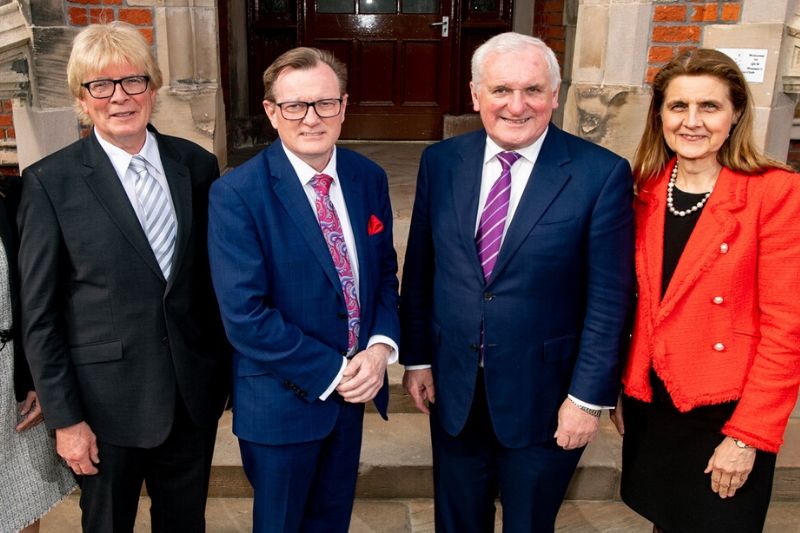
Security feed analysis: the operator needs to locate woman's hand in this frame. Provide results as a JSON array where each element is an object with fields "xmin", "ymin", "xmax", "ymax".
[
  {"xmin": 609, "ymin": 395, "xmax": 624, "ymax": 435},
  {"xmin": 704, "ymin": 436, "xmax": 756, "ymax": 499},
  {"xmin": 15, "ymin": 391, "xmax": 44, "ymax": 432}
]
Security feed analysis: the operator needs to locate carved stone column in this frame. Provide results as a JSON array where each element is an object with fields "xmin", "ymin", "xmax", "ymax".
[{"xmin": 149, "ymin": 0, "xmax": 227, "ymax": 168}]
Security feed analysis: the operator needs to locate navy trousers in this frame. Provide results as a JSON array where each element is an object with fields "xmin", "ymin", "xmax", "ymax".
[
  {"xmin": 431, "ymin": 370, "xmax": 583, "ymax": 533},
  {"xmin": 239, "ymin": 399, "xmax": 365, "ymax": 533}
]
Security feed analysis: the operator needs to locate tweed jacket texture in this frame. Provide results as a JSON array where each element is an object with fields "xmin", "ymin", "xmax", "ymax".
[{"xmin": 622, "ymin": 161, "xmax": 800, "ymax": 452}]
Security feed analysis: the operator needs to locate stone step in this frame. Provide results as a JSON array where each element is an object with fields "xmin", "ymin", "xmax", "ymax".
[
  {"xmin": 39, "ymin": 496, "xmax": 800, "ymax": 532},
  {"xmin": 211, "ymin": 410, "xmax": 800, "ymax": 502}
]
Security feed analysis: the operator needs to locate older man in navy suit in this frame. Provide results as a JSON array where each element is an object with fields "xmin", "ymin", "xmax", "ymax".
[
  {"xmin": 208, "ymin": 47, "xmax": 399, "ymax": 532},
  {"xmin": 400, "ymin": 33, "xmax": 635, "ymax": 532}
]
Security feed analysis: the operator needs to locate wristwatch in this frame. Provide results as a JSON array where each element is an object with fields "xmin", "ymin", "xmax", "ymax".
[
  {"xmin": 733, "ymin": 438, "xmax": 753, "ymax": 449},
  {"xmin": 569, "ymin": 397, "xmax": 601, "ymax": 417}
]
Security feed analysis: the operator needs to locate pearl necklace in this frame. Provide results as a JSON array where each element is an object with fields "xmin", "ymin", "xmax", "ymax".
[{"xmin": 666, "ymin": 161, "xmax": 713, "ymax": 217}]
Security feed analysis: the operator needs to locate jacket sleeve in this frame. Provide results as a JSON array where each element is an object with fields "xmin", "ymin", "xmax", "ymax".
[
  {"xmin": 399, "ymin": 148, "xmax": 436, "ymax": 366},
  {"xmin": 17, "ymin": 168, "xmax": 85, "ymax": 429},
  {"xmin": 722, "ymin": 170, "xmax": 800, "ymax": 452},
  {"xmin": 568, "ymin": 156, "xmax": 636, "ymax": 406}
]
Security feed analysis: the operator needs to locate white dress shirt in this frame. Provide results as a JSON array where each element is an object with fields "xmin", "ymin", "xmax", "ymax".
[
  {"xmin": 94, "ymin": 129, "xmax": 176, "ymax": 232},
  {"xmin": 281, "ymin": 144, "xmax": 398, "ymax": 400}
]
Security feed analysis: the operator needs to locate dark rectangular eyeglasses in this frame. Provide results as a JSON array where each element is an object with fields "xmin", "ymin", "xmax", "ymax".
[
  {"xmin": 275, "ymin": 98, "xmax": 343, "ymax": 120},
  {"xmin": 81, "ymin": 75, "xmax": 150, "ymax": 99}
]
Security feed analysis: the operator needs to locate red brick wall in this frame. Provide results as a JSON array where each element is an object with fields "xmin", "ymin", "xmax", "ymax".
[
  {"xmin": 67, "ymin": 1, "xmax": 154, "ymax": 44},
  {"xmin": 533, "ymin": 0, "xmax": 566, "ymax": 72},
  {"xmin": 647, "ymin": 1, "xmax": 742, "ymax": 83},
  {"xmin": 0, "ymin": 98, "xmax": 17, "ymax": 176}
]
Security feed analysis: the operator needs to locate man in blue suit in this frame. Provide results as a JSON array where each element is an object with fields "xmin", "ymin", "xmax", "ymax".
[
  {"xmin": 208, "ymin": 47, "xmax": 399, "ymax": 532},
  {"xmin": 400, "ymin": 33, "xmax": 635, "ymax": 532}
]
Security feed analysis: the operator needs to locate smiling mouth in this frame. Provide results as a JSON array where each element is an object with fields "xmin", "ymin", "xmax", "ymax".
[
  {"xmin": 501, "ymin": 117, "xmax": 530, "ymax": 125},
  {"xmin": 680, "ymin": 134, "xmax": 706, "ymax": 141},
  {"xmin": 110, "ymin": 111, "xmax": 136, "ymax": 119}
]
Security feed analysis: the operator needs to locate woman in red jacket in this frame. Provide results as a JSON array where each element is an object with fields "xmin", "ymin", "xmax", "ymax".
[{"xmin": 612, "ymin": 48, "xmax": 800, "ymax": 533}]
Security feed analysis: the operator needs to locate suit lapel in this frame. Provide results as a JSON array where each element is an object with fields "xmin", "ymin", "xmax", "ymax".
[
  {"xmin": 489, "ymin": 126, "xmax": 571, "ymax": 284},
  {"xmin": 157, "ymin": 133, "xmax": 192, "ymax": 287},
  {"xmin": 450, "ymin": 132, "xmax": 488, "ymax": 284},
  {"xmin": 655, "ymin": 167, "xmax": 746, "ymax": 325},
  {"xmin": 268, "ymin": 144, "xmax": 342, "ymax": 291},
  {"xmin": 634, "ymin": 174, "xmax": 665, "ymax": 327},
  {"xmin": 79, "ymin": 133, "xmax": 165, "ymax": 281}
]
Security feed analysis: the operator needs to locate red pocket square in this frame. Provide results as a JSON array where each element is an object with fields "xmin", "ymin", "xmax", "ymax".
[{"xmin": 367, "ymin": 214, "xmax": 384, "ymax": 236}]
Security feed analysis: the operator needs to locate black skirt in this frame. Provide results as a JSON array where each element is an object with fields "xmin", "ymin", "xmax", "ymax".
[{"xmin": 620, "ymin": 374, "xmax": 777, "ymax": 533}]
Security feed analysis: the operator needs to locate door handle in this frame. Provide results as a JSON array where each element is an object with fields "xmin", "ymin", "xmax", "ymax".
[{"xmin": 430, "ymin": 16, "xmax": 449, "ymax": 38}]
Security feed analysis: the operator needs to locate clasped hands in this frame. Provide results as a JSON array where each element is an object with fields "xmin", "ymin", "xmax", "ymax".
[{"xmin": 336, "ymin": 342, "xmax": 390, "ymax": 403}]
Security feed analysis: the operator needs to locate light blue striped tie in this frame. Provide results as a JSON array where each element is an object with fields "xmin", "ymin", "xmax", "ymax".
[{"xmin": 130, "ymin": 155, "xmax": 177, "ymax": 278}]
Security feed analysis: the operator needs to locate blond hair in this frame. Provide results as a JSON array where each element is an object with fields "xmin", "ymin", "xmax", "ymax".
[{"xmin": 67, "ymin": 21, "xmax": 162, "ymax": 124}]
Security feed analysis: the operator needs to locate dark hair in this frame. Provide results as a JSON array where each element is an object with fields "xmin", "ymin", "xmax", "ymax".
[{"xmin": 633, "ymin": 48, "xmax": 789, "ymax": 187}]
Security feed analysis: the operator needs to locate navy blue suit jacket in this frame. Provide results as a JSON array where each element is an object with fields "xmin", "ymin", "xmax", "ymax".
[
  {"xmin": 208, "ymin": 142, "xmax": 399, "ymax": 446},
  {"xmin": 400, "ymin": 126, "xmax": 635, "ymax": 448}
]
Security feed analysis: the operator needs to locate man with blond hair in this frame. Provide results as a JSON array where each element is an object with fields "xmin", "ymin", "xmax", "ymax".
[{"xmin": 18, "ymin": 22, "xmax": 229, "ymax": 531}]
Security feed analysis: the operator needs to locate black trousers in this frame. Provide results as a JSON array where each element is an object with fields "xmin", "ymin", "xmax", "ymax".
[{"xmin": 76, "ymin": 395, "xmax": 218, "ymax": 532}]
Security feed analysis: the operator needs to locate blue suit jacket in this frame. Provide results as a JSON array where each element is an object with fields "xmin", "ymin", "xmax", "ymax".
[
  {"xmin": 208, "ymin": 142, "xmax": 399, "ymax": 445},
  {"xmin": 400, "ymin": 126, "xmax": 635, "ymax": 448}
]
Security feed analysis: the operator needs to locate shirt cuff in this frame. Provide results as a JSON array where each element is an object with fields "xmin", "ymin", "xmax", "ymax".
[
  {"xmin": 367, "ymin": 335, "xmax": 399, "ymax": 364},
  {"xmin": 404, "ymin": 364, "xmax": 432, "ymax": 370},
  {"xmin": 319, "ymin": 357, "xmax": 348, "ymax": 400},
  {"xmin": 568, "ymin": 394, "xmax": 613, "ymax": 411}
]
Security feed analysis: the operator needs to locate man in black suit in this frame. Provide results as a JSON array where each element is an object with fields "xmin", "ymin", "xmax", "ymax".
[{"xmin": 17, "ymin": 22, "xmax": 229, "ymax": 531}]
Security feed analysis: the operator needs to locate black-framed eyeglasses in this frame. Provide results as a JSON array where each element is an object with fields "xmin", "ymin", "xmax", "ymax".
[
  {"xmin": 274, "ymin": 98, "xmax": 343, "ymax": 120},
  {"xmin": 81, "ymin": 75, "xmax": 150, "ymax": 99}
]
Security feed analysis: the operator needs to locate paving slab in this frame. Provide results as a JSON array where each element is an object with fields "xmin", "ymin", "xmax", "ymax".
[{"xmin": 40, "ymin": 496, "xmax": 800, "ymax": 532}]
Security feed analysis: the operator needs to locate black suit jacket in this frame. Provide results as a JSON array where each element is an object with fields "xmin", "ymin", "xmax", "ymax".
[
  {"xmin": 17, "ymin": 127, "xmax": 230, "ymax": 448},
  {"xmin": 0, "ymin": 175, "xmax": 31, "ymax": 402}
]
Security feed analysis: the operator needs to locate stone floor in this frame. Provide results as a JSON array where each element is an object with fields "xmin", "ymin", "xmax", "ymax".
[{"xmin": 37, "ymin": 496, "xmax": 800, "ymax": 532}]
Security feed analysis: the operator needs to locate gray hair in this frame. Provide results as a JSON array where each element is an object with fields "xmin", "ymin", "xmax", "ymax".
[{"xmin": 471, "ymin": 32, "xmax": 561, "ymax": 91}]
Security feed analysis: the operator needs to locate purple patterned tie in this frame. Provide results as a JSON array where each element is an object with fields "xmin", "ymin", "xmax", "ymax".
[
  {"xmin": 476, "ymin": 151, "xmax": 521, "ymax": 280},
  {"xmin": 311, "ymin": 174, "xmax": 361, "ymax": 353}
]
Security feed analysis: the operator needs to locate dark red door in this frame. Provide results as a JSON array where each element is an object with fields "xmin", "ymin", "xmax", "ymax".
[{"xmin": 304, "ymin": 0, "xmax": 453, "ymax": 139}]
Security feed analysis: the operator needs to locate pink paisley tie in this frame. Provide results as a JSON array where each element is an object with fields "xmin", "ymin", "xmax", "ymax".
[
  {"xmin": 476, "ymin": 151, "xmax": 521, "ymax": 281},
  {"xmin": 310, "ymin": 174, "xmax": 361, "ymax": 353}
]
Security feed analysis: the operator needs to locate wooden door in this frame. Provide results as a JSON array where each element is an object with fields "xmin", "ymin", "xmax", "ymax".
[{"xmin": 304, "ymin": 0, "xmax": 453, "ymax": 139}]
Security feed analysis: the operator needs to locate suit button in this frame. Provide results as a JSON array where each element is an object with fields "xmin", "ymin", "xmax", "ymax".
[
  {"xmin": 160, "ymin": 337, "xmax": 169, "ymax": 346},
  {"xmin": 336, "ymin": 312, "xmax": 347, "ymax": 319},
  {"xmin": 713, "ymin": 342, "xmax": 725, "ymax": 352},
  {"xmin": 484, "ymin": 292, "xmax": 494, "ymax": 301},
  {"xmin": 712, "ymin": 296, "xmax": 724, "ymax": 305},
  {"xmin": 719, "ymin": 243, "xmax": 729, "ymax": 254}
]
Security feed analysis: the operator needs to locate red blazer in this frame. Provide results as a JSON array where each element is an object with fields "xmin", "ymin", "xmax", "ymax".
[{"xmin": 622, "ymin": 161, "xmax": 800, "ymax": 452}]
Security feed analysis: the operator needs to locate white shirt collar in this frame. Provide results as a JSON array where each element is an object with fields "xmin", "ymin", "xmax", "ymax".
[
  {"xmin": 280, "ymin": 143, "xmax": 339, "ymax": 186},
  {"xmin": 483, "ymin": 127, "xmax": 548, "ymax": 166},
  {"xmin": 94, "ymin": 128, "xmax": 161, "ymax": 178}
]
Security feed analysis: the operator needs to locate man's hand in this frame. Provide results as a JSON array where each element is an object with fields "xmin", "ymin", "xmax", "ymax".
[
  {"xmin": 337, "ymin": 343, "xmax": 390, "ymax": 403},
  {"xmin": 554, "ymin": 398, "xmax": 600, "ymax": 450},
  {"xmin": 15, "ymin": 391, "xmax": 44, "ymax": 432},
  {"xmin": 704, "ymin": 436, "xmax": 756, "ymax": 499},
  {"xmin": 56, "ymin": 421, "xmax": 100, "ymax": 476},
  {"xmin": 402, "ymin": 368, "xmax": 435, "ymax": 415}
]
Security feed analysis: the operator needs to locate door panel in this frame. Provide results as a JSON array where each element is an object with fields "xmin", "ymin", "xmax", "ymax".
[{"xmin": 305, "ymin": 2, "xmax": 452, "ymax": 139}]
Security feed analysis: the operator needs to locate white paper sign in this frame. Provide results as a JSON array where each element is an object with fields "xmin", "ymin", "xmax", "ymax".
[{"xmin": 717, "ymin": 48, "xmax": 768, "ymax": 83}]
